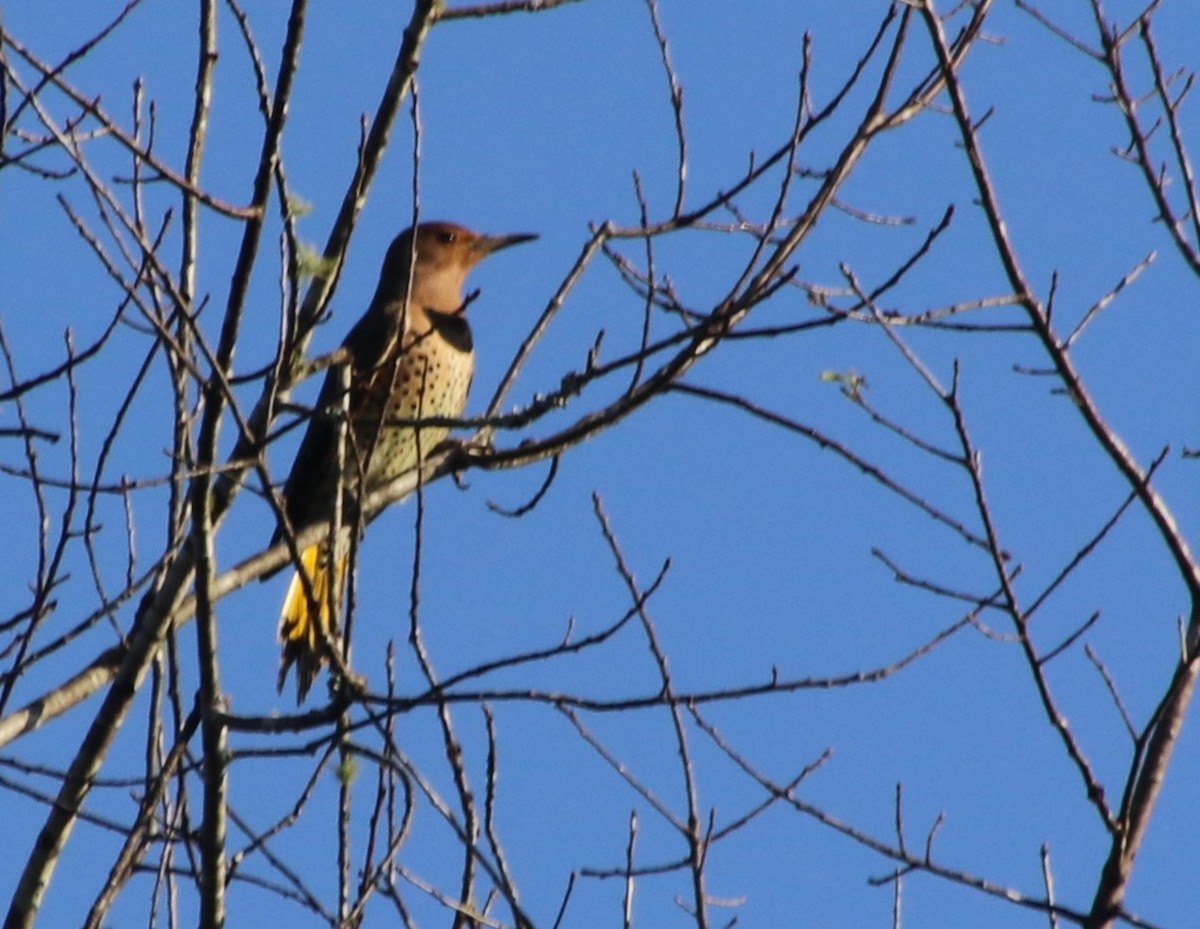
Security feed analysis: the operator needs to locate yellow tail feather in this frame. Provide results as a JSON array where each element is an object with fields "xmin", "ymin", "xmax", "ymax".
[{"xmin": 277, "ymin": 544, "xmax": 347, "ymax": 702}]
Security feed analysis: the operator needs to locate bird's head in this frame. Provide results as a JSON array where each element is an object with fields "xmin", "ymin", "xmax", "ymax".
[{"xmin": 379, "ymin": 222, "xmax": 537, "ymax": 315}]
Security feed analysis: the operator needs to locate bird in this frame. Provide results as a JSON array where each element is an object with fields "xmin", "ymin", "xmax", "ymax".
[{"xmin": 271, "ymin": 221, "xmax": 537, "ymax": 702}]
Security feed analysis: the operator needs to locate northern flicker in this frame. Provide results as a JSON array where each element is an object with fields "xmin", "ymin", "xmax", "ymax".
[{"xmin": 272, "ymin": 222, "xmax": 536, "ymax": 701}]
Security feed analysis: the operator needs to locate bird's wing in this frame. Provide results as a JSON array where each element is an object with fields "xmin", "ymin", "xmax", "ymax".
[{"xmin": 271, "ymin": 301, "xmax": 401, "ymax": 543}]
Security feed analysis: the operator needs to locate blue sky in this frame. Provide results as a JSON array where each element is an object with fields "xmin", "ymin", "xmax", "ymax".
[{"xmin": 1, "ymin": 1, "xmax": 1198, "ymax": 927}]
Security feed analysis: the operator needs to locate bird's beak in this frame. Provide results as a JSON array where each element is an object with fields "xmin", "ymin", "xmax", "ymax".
[{"xmin": 475, "ymin": 232, "xmax": 538, "ymax": 255}]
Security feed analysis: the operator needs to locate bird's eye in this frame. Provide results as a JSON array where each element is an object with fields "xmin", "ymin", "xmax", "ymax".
[{"xmin": 438, "ymin": 230, "xmax": 457, "ymax": 244}]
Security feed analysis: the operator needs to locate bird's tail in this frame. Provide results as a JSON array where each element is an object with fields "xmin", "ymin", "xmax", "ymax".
[{"xmin": 277, "ymin": 543, "xmax": 347, "ymax": 702}]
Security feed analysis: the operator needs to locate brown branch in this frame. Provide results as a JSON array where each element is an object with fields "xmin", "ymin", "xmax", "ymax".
[
  {"xmin": 592, "ymin": 493, "xmax": 709, "ymax": 927},
  {"xmin": 919, "ymin": 6, "xmax": 1200, "ymax": 920},
  {"xmin": 0, "ymin": 32, "xmax": 258, "ymax": 219},
  {"xmin": 436, "ymin": 0, "xmax": 591, "ymax": 21}
]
